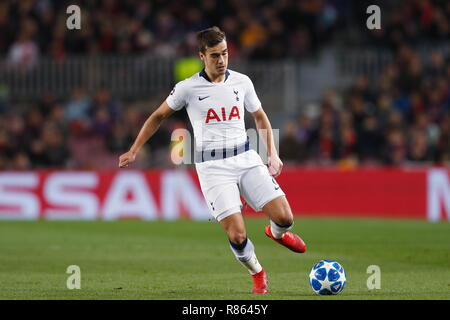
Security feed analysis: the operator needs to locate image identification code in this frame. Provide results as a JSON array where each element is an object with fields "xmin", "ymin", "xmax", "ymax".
[{"xmin": 226, "ymin": 304, "xmax": 268, "ymax": 315}]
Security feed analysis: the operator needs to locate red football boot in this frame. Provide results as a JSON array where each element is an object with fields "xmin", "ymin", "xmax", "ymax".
[
  {"xmin": 251, "ymin": 269, "xmax": 269, "ymax": 294},
  {"xmin": 265, "ymin": 225, "xmax": 307, "ymax": 253}
]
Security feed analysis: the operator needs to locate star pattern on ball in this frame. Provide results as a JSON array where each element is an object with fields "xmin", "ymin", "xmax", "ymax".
[{"xmin": 309, "ymin": 260, "xmax": 346, "ymax": 295}]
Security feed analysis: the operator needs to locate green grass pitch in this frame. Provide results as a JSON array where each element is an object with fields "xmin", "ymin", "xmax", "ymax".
[{"xmin": 0, "ymin": 217, "xmax": 449, "ymax": 300}]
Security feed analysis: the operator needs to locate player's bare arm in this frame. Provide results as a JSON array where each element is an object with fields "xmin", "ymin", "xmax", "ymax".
[
  {"xmin": 118, "ymin": 101, "xmax": 174, "ymax": 168},
  {"xmin": 251, "ymin": 108, "xmax": 283, "ymax": 177}
]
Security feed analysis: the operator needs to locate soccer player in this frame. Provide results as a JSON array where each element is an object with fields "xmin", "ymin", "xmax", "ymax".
[{"xmin": 118, "ymin": 27, "xmax": 307, "ymax": 294}]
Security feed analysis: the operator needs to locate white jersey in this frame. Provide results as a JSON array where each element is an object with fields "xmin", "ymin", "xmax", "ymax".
[{"xmin": 166, "ymin": 69, "xmax": 262, "ymax": 150}]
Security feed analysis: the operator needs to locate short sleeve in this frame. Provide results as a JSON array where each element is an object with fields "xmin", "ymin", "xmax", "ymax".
[
  {"xmin": 244, "ymin": 76, "xmax": 262, "ymax": 113},
  {"xmin": 166, "ymin": 81, "xmax": 188, "ymax": 111}
]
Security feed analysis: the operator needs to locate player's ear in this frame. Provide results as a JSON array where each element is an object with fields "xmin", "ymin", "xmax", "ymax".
[{"xmin": 198, "ymin": 51, "xmax": 204, "ymax": 62}]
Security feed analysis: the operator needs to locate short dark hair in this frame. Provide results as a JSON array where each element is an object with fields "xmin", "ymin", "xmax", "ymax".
[{"xmin": 196, "ymin": 26, "xmax": 226, "ymax": 53}]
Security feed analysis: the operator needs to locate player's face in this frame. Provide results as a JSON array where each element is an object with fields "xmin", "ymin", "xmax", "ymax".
[{"xmin": 200, "ymin": 40, "xmax": 228, "ymax": 77}]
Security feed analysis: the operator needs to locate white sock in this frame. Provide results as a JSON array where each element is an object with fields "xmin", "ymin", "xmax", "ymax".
[
  {"xmin": 240, "ymin": 252, "xmax": 263, "ymax": 275},
  {"xmin": 229, "ymin": 238, "xmax": 263, "ymax": 275},
  {"xmin": 270, "ymin": 220, "xmax": 293, "ymax": 239}
]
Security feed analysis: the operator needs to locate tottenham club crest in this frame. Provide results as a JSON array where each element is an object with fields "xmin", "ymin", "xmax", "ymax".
[{"xmin": 233, "ymin": 89, "xmax": 239, "ymax": 101}]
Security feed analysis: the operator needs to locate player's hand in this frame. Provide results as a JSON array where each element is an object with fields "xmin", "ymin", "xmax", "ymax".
[
  {"xmin": 267, "ymin": 154, "xmax": 283, "ymax": 177},
  {"xmin": 118, "ymin": 150, "xmax": 137, "ymax": 168}
]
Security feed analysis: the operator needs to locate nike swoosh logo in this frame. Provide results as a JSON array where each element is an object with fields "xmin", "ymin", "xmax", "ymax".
[
  {"xmin": 199, "ymin": 96, "xmax": 209, "ymax": 101},
  {"xmin": 272, "ymin": 177, "xmax": 280, "ymax": 190}
]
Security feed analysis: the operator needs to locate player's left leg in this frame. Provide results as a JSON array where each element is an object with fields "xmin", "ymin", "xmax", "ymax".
[
  {"xmin": 238, "ymin": 163, "xmax": 307, "ymax": 253},
  {"xmin": 261, "ymin": 194, "xmax": 294, "ymax": 230},
  {"xmin": 261, "ymin": 195, "xmax": 307, "ymax": 253}
]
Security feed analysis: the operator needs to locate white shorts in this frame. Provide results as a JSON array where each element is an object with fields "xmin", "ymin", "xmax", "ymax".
[{"xmin": 195, "ymin": 149, "xmax": 285, "ymax": 222}]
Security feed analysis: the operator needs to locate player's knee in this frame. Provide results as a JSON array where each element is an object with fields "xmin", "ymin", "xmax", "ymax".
[
  {"xmin": 274, "ymin": 209, "xmax": 294, "ymax": 227},
  {"xmin": 276, "ymin": 216, "xmax": 293, "ymax": 227},
  {"xmin": 264, "ymin": 196, "xmax": 294, "ymax": 226},
  {"xmin": 228, "ymin": 230, "xmax": 247, "ymax": 245}
]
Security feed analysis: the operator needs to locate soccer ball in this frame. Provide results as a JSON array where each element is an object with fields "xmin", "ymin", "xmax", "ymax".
[{"xmin": 309, "ymin": 260, "xmax": 346, "ymax": 295}]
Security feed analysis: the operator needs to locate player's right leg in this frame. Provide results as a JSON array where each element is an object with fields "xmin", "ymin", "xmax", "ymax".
[
  {"xmin": 196, "ymin": 159, "xmax": 268, "ymax": 293},
  {"xmin": 219, "ymin": 212, "xmax": 269, "ymax": 294}
]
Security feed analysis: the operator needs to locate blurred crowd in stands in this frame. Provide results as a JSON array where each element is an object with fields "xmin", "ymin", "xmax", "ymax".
[
  {"xmin": 0, "ymin": 0, "xmax": 449, "ymax": 169},
  {"xmin": 2, "ymin": 0, "xmax": 449, "ymax": 66},
  {"xmin": 0, "ymin": 0, "xmax": 343, "ymax": 69},
  {"xmin": 0, "ymin": 86, "xmax": 185, "ymax": 169},
  {"xmin": 280, "ymin": 46, "xmax": 450, "ymax": 167},
  {"xmin": 362, "ymin": 0, "xmax": 450, "ymax": 48}
]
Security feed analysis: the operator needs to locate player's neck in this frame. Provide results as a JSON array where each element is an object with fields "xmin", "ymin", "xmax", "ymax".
[{"xmin": 204, "ymin": 68, "xmax": 225, "ymax": 83}]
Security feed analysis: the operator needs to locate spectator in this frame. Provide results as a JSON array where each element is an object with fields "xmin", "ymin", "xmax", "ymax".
[
  {"xmin": 64, "ymin": 87, "xmax": 91, "ymax": 134},
  {"xmin": 407, "ymin": 129, "xmax": 432, "ymax": 163},
  {"xmin": 11, "ymin": 152, "xmax": 31, "ymax": 170},
  {"xmin": 107, "ymin": 121, "xmax": 133, "ymax": 154},
  {"xmin": 357, "ymin": 115, "xmax": 383, "ymax": 163},
  {"xmin": 384, "ymin": 128, "xmax": 407, "ymax": 165},
  {"xmin": 39, "ymin": 122, "xmax": 70, "ymax": 167},
  {"xmin": 7, "ymin": 30, "xmax": 39, "ymax": 71},
  {"xmin": 279, "ymin": 121, "xmax": 304, "ymax": 163},
  {"xmin": 90, "ymin": 87, "xmax": 120, "ymax": 122}
]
